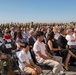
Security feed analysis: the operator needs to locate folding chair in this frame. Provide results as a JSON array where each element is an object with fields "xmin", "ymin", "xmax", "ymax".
[{"xmin": 30, "ymin": 49, "xmax": 53, "ymax": 75}]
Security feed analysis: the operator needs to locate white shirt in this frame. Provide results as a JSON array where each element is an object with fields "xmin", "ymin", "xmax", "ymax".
[
  {"xmin": 11, "ymin": 31, "xmax": 14, "ymax": 38},
  {"xmin": 33, "ymin": 41, "xmax": 47, "ymax": 62},
  {"xmin": 17, "ymin": 50, "xmax": 31, "ymax": 70},
  {"xmin": 54, "ymin": 33, "xmax": 60, "ymax": 40},
  {"xmin": 66, "ymin": 35, "xmax": 76, "ymax": 45},
  {"xmin": 73, "ymin": 33, "xmax": 75, "ymax": 37}
]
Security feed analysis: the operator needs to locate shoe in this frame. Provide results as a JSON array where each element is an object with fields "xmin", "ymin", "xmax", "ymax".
[{"xmin": 63, "ymin": 66, "xmax": 68, "ymax": 71}]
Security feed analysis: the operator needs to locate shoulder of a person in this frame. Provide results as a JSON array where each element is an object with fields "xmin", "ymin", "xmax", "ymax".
[
  {"xmin": 18, "ymin": 50, "xmax": 25, "ymax": 56},
  {"xmin": 34, "ymin": 41, "xmax": 40, "ymax": 46},
  {"xmin": 66, "ymin": 35, "xmax": 70, "ymax": 37},
  {"xmin": 42, "ymin": 42, "xmax": 46, "ymax": 45},
  {"xmin": 28, "ymin": 36, "xmax": 32, "ymax": 39}
]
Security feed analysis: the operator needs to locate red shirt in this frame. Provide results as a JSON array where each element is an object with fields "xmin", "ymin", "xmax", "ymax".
[{"xmin": 4, "ymin": 34, "xmax": 12, "ymax": 40}]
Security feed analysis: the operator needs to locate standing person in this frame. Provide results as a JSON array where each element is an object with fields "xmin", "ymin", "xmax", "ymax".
[
  {"xmin": 33, "ymin": 31, "xmax": 65, "ymax": 75},
  {"xmin": 17, "ymin": 42, "xmax": 42, "ymax": 75}
]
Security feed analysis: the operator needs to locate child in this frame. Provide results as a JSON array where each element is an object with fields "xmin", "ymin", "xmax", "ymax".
[{"xmin": 17, "ymin": 42, "xmax": 42, "ymax": 75}]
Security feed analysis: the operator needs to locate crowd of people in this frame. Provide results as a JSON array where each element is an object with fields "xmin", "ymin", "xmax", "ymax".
[{"xmin": 0, "ymin": 22, "xmax": 76, "ymax": 75}]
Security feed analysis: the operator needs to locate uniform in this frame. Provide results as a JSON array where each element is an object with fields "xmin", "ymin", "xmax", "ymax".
[{"xmin": 0, "ymin": 51, "xmax": 12, "ymax": 75}]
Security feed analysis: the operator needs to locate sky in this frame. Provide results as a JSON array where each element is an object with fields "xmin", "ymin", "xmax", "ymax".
[{"xmin": 0, "ymin": 0, "xmax": 76, "ymax": 23}]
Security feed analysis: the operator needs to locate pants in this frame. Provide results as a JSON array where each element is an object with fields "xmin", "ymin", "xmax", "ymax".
[
  {"xmin": 38, "ymin": 56, "xmax": 62, "ymax": 75},
  {"xmin": 23, "ymin": 67, "xmax": 33, "ymax": 74}
]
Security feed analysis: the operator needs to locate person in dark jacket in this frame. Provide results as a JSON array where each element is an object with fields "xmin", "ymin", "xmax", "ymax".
[
  {"xmin": 27, "ymin": 30, "xmax": 36, "ymax": 49},
  {"xmin": 57, "ymin": 28, "xmax": 67, "ymax": 49}
]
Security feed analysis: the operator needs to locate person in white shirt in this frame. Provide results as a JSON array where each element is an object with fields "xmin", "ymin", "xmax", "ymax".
[
  {"xmin": 66, "ymin": 29, "xmax": 76, "ymax": 46},
  {"xmin": 53, "ymin": 27, "xmax": 60, "ymax": 40},
  {"xmin": 33, "ymin": 31, "xmax": 65, "ymax": 75},
  {"xmin": 73, "ymin": 28, "xmax": 76, "ymax": 41},
  {"xmin": 17, "ymin": 42, "xmax": 42, "ymax": 75}
]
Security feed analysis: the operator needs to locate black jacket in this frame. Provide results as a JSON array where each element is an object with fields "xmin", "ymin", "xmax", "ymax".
[
  {"xmin": 27, "ymin": 36, "xmax": 36, "ymax": 47},
  {"xmin": 57, "ymin": 35, "xmax": 67, "ymax": 49}
]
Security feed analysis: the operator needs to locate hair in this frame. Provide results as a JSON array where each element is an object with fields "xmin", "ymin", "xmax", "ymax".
[
  {"xmin": 20, "ymin": 42, "xmax": 28, "ymax": 48},
  {"xmin": 66, "ymin": 29, "xmax": 72, "ymax": 34},
  {"xmin": 35, "ymin": 31, "xmax": 44, "ymax": 39},
  {"xmin": 59, "ymin": 28, "xmax": 64, "ymax": 33},
  {"xmin": 5, "ymin": 29, "xmax": 10, "ymax": 34},
  {"xmin": 16, "ymin": 30, "xmax": 23, "ymax": 39},
  {"xmin": 46, "ymin": 31, "xmax": 55, "ymax": 42}
]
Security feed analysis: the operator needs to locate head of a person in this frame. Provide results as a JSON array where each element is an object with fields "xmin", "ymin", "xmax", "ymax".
[
  {"xmin": 5, "ymin": 29, "xmax": 10, "ymax": 35},
  {"xmin": 24, "ymin": 28, "xmax": 27, "ymax": 32},
  {"xmin": 11, "ymin": 27, "xmax": 14, "ymax": 31},
  {"xmin": 47, "ymin": 27, "xmax": 51, "ymax": 32},
  {"xmin": 29, "ymin": 30, "xmax": 34, "ymax": 37},
  {"xmin": 53, "ymin": 27, "xmax": 59, "ymax": 34},
  {"xmin": 17, "ymin": 30, "xmax": 23, "ymax": 39},
  {"xmin": 20, "ymin": 42, "xmax": 29, "ymax": 52},
  {"xmin": 46, "ymin": 31, "xmax": 55, "ymax": 42},
  {"xmin": 35, "ymin": 31, "xmax": 44, "ymax": 42},
  {"xmin": 60, "ymin": 28, "xmax": 66, "ymax": 35},
  {"xmin": 66, "ymin": 29, "xmax": 73, "ymax": 35}
]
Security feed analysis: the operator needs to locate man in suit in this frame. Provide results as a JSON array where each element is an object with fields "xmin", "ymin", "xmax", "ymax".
[
  {"xmin": 57, "ymin": 28, "xmax": 67, "ymax": 49},
  {"xmin": 27, "ymin": 29, "xmax": 36, "ymax": 49},
  {"xmin": 27, "ymin": 30, "xmax": 37, "ymax": 63}
]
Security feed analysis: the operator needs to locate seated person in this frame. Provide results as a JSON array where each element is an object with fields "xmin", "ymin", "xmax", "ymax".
[
  {"xmin": 57, "ymin": 28, "xmax": 76, "ymax": 70},
  {"xmin": 66, "ymin": 29, "xmax": 76, "ymax": 48},
  {"xmin": 53, "ymin": 27, "xmax": 60, "ymax": 40},
  {"xmin": 27, "ymin": 29, "xmax": 36, "ymax": 49},
  {"xmin": 16, "ymin": 30, "xmax": 27, "ymax": 51},
  {"xmin": 17, "ymin": 42, "xmax": 42, "ymax": 75},
  {"xmin": 33, "ymin": 31, "xmax": 65, "ymax": 75},
  {"xmin": 0, "ymin": 51, "xmax": 12, "ymax": 74},
  {"xmin": 3, "ymin": 29, "xmax": 12, "ymax": 40}
]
